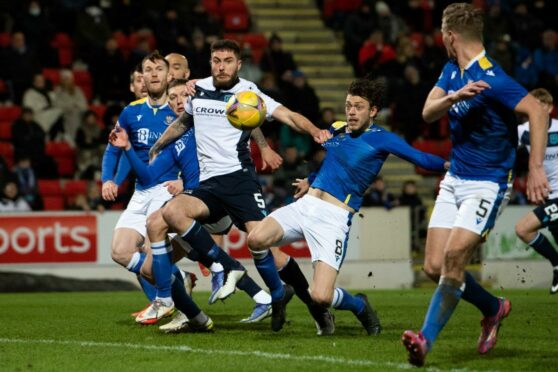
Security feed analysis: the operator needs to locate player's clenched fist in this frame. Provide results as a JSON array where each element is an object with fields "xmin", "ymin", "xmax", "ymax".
[{"xmin": 312, "ymin": 129, "xmax": 332, "ymax": 144}]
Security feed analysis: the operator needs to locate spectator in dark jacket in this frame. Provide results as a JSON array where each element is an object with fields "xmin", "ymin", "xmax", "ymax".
[
  {"xmin": 362, "ymin": 176, "xmax": 397, "ymax": 209},
  {"xmin": 260, "ymin": 33, "xmax": 297, "ymax": 85}
]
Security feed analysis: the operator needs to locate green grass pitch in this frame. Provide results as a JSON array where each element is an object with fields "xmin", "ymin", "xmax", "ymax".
[{"xmin": 1, "ymin": 289, "xmax": 556, "ymax": 371}]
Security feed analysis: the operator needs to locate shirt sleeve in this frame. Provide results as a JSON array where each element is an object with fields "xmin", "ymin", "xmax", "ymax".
[
  {"xmin": 114, "ymin": 155, "xmax": 131, "ymax": 185},
  {"xmin": 376, "ymin": 131, "xmax": 447, "ymax": 172},
  {"xmin": 101, "ymin": 143, "xmax": 121, "ymax": 182},
  {"xmin": 185, "ymin": 95, "xmax": 193, "ymax": 115},
  {"xmin": 123, "ymin": 145, "xmax": 174, "ymax": 186},
  {"xmin": 101, "ymin": 107, "xmax": 130, "ymax": 183},
  {"xmin": 434, "ymin": 62, "xmax": 453, "ymax": 93},
  {"xmin": 175, "ymin": 138, "xmax": 200, "ymax": 190},
  {"xmin": 483, "ymin": 68, "xmax": 528, "ymax": 111}
]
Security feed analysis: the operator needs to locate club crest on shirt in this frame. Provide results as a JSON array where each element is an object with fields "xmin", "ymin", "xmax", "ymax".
[{"xmin": 165, "ymin": 116, "xmax": 174, "ymax": 125}]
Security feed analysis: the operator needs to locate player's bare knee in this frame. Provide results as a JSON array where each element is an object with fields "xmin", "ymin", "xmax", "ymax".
[
  {"xmin": 146, "ymin": 211, "xmax": 167, "ymax": 235},
  {"xmin": 423, "ymin": 260, "xmax": 441, "ymax": 282},
  {"xmin": 514, "ymin": 222, "xmax": 530, "ymax": 242},
  {"xmin": 111, "ymin": 242, "xmax": 134, "ymax": 267},
  {"xmin": 311, "ymin": 291, "xmax": 333, "ymax": 308},
  {"xmin": 247, "ymin": 230, "xmax": 266, "ymax": 250}
]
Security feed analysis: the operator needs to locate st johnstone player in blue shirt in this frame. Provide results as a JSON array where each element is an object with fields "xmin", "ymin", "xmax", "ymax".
[
  {"xmin": 113, "ymin": 126, "xmax": 199, "ymax": 192},
  {"xmin": 402, "ymin": 3, "xmax": 550, "ymax": 368},
  {"xmin": 101, "ymin": 97, "xmax": 179, "ymax": 191},
  {"xmin": 248, "ymin": 78, "xmax": 447, "ymax": 336}
]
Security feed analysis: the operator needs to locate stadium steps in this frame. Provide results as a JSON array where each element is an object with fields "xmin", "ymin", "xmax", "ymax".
[
  {"xmin": 379, "ymin": 155, "xmax": 438, "ymax": 203},
  {"xmin": 245, "ymin": 0, "xmax": 353, "ymax": 114}
]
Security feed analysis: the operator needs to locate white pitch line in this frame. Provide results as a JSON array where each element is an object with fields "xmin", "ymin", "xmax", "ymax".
[{"xmin": 0, "ymin": 338, "xmax": 412, "ymax": 370}]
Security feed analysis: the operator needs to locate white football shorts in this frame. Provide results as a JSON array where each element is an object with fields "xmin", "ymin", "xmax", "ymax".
[
  {"xmin": 428, "ymin": 173, "xmax": 511, "ymax": 238},
  {"xmin": 269, "ymin": 194, "xmax": 352, "ymax": 271},
  {"xmin": 115, "ymin": 183, "xmax": 173, "ymax": 237}
]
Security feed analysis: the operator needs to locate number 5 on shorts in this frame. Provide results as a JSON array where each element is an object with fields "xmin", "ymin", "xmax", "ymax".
[{"xmin": 254, "ymin": 193, "xmax": 266, "ymax": 209}]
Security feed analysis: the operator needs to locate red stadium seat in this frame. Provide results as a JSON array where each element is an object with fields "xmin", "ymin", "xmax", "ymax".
[
  {"xmin": 221, "ymin": 0, "xmax": 249, "ymax": 14},
  {"xmin": 43, "ymin": 196, "xmax": 65, "ymax": 211},
  {"xmin": 46, "ymin": 141, "xmax": 75, "ymax": 157},
  {"xmin": 43, "ymin": 68, "xmax": 61, "ymax": 86},
  {"xmin": 0, "ymin": 79, "xmax": 6, "ymax": 94},
  {"xmin": 0, "ymin": 121, "xmax": 11, "ymax": 140},
  {"xmin": 55, "ymin": 157, "xmax": 75, "ymax": 177},
  {"xmin": 64, "ymin": 180, "xmax": 88, "ymax": 196},
  {"xmin": 128, "ymin": 32, "xmax": 157, "ymax": 51},
  {"xmin": 242, "ymin": 33, "xmax": 267, "ymax": 50},
  {"xmin": 89, "ymin": 104, "xmax": 106, "ymax": 120},
  {"xmin": 223, "ymin": 13, "xmax": 250, "ymax": 32},
  {"xmin": 202, "ymin": 0, "xmax": 220, "ymax": 18},
  {"xmin": 110, "ymin": 202, "xmax": 125, "ymax": 210},
  {"xmin": 51, "ymin": 33, "xmax": 73, "ymax": 48},
  {"xmin": 73, "ymin": 70, "xmax": 92, "ymax": 85},
  {"xmin": 58, "ymin": 48, "xmax": 74, "ymax": 67},
  {"xmin": 0, "ymin": 142, "xmax": 14, "ymax": 157},
  {"xmin": 0, "ymin": 106, "xmax": 22, "ymax": 122},
  {"xmin": 0, "ymin": 32, "xmax": 10, "ymax": 48},
  {"xmin": 38, "ymin": 179, "xmax": 63, "ymax": 196},
  {"xmin": 223, "ymin": 33, "xmax": 244, "ymax": 44},
  {"xmin": 79, "ymin": 84, "xmax": 93, "ymax": 102},
  {"xmin": 335, "ymin": 0, "xmax": 363, "ymax": 12},
  {"xmin": 89, "ymin": 104, "xmax": 107, "ymax": 127}
]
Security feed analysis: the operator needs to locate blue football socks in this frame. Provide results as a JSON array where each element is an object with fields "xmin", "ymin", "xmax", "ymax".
[
  {"xmin": 151, "ymin": 240, "xmax": 173, "ymax": 299},
  {"xmin": 332, "ymin": 287, "xmax": 366, "ymax": 314},
  {"xmin": 420, "ymin": 277, "xmax": 464, "ymax": 347},
  {"xmin": 251, "ymin": 249, "xmax": 285, "ymax": 301},
  {"xmin": 127, "ymin": 252, "xmax": 156, "ymax": 301}
]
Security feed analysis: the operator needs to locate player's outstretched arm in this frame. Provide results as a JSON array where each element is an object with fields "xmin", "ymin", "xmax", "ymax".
[
  {"xmin": 380, "ymin": 131, "xmax": 447, "ymax": 172},
  {"xmin": 516, "ymin": 94, "xmax": 550, "ymax": 204},
  {"xmin": 422, "ymin": 81, "xmax": 490, "ymax": 123},
  {"xmin": 109, "ymin": 128, "xmax": 171, "ymax": 186},
  {"xmin": 251, "ymin": 127, "xmax": 283, "ymax": 171},
  {"xmin": 272, "ymin": 105, "xmax": 331, "ymax": 144},
  {"xmin": 149, "ymin": 111, "xmax": 193, "ymax": 160}
]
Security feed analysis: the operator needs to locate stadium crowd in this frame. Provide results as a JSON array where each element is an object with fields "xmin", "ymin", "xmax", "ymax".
[{"xmin": 0, "ymin": 0, "xmax": 556, "ymax": 212}]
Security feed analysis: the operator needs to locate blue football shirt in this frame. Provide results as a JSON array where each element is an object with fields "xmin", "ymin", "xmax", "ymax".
[{"xmin": 436, "ymin": 51, "xmax": 527, "ymax": 183}]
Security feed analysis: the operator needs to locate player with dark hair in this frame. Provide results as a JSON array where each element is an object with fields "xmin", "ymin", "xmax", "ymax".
[
  {"xmin": 148, "ymin": 39, "xmax": 334, "ymax": 333},
  {"xmin": 515, "ymin": 88, "xmax": 558, "ymax": 293},
  {"xmin": 402, "ymin": 3, "xmax": 549, "ymax": 367},
  {"xmin": 248, "ymin": 77, "xmax": 447, "ymax": 335}
]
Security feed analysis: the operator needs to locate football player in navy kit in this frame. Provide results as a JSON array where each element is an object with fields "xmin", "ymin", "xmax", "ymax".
[
  {"xmin": 515, "ymin": 88, "xmax": 558, "ymax": 294},
  {"xmin": 149, "ymin": 40, "xmax": 332, "ymax": 333}
]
